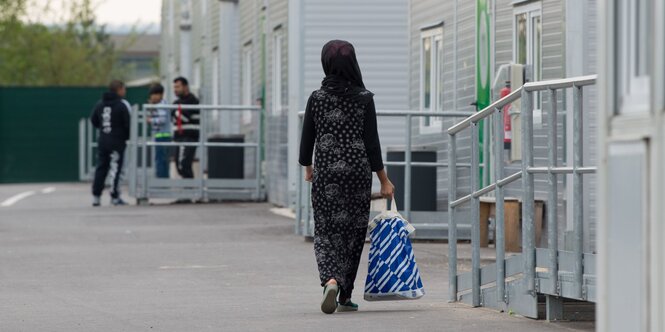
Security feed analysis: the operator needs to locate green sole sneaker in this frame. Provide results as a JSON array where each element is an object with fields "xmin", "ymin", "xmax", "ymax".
[
  {"xmin": 336, "ymin": 301, "xmax": 359, "ymax": 312},
  {"xmin": 321, "ymin": 284, "xmax": 338, "ymax": 314}
]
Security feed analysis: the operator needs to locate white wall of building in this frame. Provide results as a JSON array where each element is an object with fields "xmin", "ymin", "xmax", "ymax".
[{"xmin": 287, "ymin": 0, "xmax": 411, "ymax": 206}]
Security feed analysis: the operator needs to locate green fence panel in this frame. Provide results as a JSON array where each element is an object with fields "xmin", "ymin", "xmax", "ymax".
[{"xmin": 0, "ymin": 86, "xmax": 147, "ymax": 183}]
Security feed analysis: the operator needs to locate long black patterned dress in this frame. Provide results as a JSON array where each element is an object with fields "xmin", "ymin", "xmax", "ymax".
[{"xmin": 299, "ymin": 88, "xmax": 384, "ymax": 300}]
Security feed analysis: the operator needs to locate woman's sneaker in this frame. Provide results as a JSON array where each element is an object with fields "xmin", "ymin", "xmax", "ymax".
[
  {"xmin": 336, "ymin": 299, "xmax": 359, "ymax": 312},
  {"xmin": 111, "ymin": 198, "xmax": 127, "ymax": 206},
  {"xmin": 321, "ymin": 284, "xmax": 339, "ymax": 314}
]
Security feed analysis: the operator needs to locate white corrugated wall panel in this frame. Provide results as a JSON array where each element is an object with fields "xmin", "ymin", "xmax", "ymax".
[
  {"xmin": 160, "ymin": 0, "xmax": 181, "ymax": 100},
  {"xmin": 302, "ymin": 0, "xmax": 411, "ymax": 171},
  {"xmin": 583, "ymin": 0, "xmax": 598, "ymax": 252},
  {"xmin": 409, "ymin": 0, "xmax": 476, "ymax": 210},
  {"xmin": 266, "ymin": 0, "xmax": 290, "ymax": 206},
  {"xmin": 238, "ymin": 0, "xmax": 261, "ymax": 180}
]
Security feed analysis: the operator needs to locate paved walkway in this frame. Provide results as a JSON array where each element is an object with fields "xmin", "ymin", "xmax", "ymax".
[{"xmin": 0, "ymin": 183, "xmax": 594, "ymax": 331}]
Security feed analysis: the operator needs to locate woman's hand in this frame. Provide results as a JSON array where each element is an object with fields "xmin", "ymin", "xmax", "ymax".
[
  {"xmin": 380, "ymin": 179, "xmax": 395, "ymax": 198},
  {"xmin": 376, "ymin": 169, "xmax": 394, "ymax": 198},
  {"xmin": 304, "ymin": 166, "xmax": 313, "ymax": 182}
]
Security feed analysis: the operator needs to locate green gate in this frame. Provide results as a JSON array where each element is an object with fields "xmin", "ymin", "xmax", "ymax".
[{"xmin": 0, "ymin": 86, "xmax": 147, "ymax": 183}]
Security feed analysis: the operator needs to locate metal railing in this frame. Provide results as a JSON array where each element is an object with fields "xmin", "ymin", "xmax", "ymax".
[
  {"xmin": 79, "ymin": 104, "xmax": 140, "ymax": 182},
  {"xmin": 78, "ymin": 118, "xmax": 97, "ymax": 181},
  {"xmin": 295, "ymin": 110, "xmax": 475, "ymax": 239},
  {"xmin": 79, "ymin": 118, "xmax": 134, "ymax": 182},
  {"xmin": 128, "ymin": 104, "xmax": 265, "ymax": 202},
  {"xmin": 447, "ymin": 75, "xmax": 597, "ymax": 319}
]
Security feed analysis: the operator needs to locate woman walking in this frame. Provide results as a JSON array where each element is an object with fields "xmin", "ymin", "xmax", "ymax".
[{"xmin": 299, "ymin": 40, "xmax": 395, "ymax": 314}]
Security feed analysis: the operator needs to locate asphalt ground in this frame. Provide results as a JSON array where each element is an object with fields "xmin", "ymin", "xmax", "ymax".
[{"xmin": 0, "ymin": 183, "xmax": 594, "ymax": 331}]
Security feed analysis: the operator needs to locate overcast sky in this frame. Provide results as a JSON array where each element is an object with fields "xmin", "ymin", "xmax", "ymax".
[{"xmin": 28, "ymin": 0, "xmax": 162, "ymax": 33}]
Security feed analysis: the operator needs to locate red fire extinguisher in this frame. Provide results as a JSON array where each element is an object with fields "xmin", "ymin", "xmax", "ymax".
[{"xmin": 500, "ymin": 81, "xmax": 512, "ymax": 149}]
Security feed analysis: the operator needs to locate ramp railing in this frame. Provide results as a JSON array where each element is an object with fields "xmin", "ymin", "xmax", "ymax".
[
  {"xmin": 447, "ymin": 75, "xmax": 597, "ymax": 319},
  {"xmin": 127, "ymin": 104, "xmax": 265, "ymax": 202}
]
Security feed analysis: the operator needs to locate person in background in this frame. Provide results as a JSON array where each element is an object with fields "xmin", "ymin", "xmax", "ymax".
[
  {"xmin": 171, "ymin": 76, "xmax": 200, "ymax": 179},
  {"xmin": 148, "ymin": 83, "xmax": 171, "ymax": 178},
  {"xmin": 90, "ymin": 80, "xmax": 131, "ymax": 206}
]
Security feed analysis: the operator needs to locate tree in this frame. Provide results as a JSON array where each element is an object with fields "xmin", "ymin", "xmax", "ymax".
[
  {"xmin": 0, "ymin": 0, "xmax": 26, "ymax": 22},
  {"xmin": 0, "ymin": 0, "xmax": 130, "ymax": 86}
]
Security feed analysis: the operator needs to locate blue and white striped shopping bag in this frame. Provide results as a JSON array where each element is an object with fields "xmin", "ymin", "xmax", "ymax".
[{"xmin": 364, "ymin": 199, "xmax": 425, "ymax": 301}]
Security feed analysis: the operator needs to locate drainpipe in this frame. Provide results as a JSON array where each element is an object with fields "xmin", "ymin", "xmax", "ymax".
[
  {"xmin": 219, "ymin": 0, "xmax": 239, "ymax": 134},
  {"xmin": 453, "ymin": 0, "xmax": 458, "ymax": 113},
  {"xmin": 260, "ymin": 1, "xmax": 267, "ymax": 162},
  {"xmin": 179, "ymin": 0, "xmax": 192, "ymax": 80},
  {"xmin": 287, "ymin": 0, "xmax": 304, "ymax": 208}
]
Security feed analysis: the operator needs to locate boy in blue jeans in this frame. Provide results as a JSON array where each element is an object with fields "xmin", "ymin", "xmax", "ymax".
[{"xmin": 148, "ymin": 84, "xmax": 171, "ymax": 178}]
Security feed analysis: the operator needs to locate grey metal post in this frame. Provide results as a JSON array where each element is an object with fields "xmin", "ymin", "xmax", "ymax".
[
  {"xmin": 295, "ymin": 115, "xmax": 304, "ymax": 235},
  {"xmin": 447, "ymin": 133, "xmax": 458, "ymax": 302},
  {"xmin": 470, "ymin": 121, "xmax": 481, "ymax": 307},
  {"xmin": 296, "ymin": 164, "xmax": 303, "ymax": 235},
  {"xmin": 256, "ymin": 109, "xmax": 263, "ymax": 200},
  {"xmin": 547, "ymin": 89, "xmax": 559, "ymax": 294},
  {"xmin": 141, "ymin": 107, "xmax": 149, "ymax": 199},
  {"xmin": 521, "ymin": 88, "xmax": 536, "ymax": 294},
  {"xmin": 404, "ymin": 114, "xmax": 412, "ymax": 220},
  {"xmin": 87, "ymin": 120, "xmax": 94, "ymax": 176},
  {"xmin": 493, "ymin": 108, "xmax": 506, "ymax": 304},
  {"xmin": 199, "ymin": 108, "xmax": 207, "ymax": 201},
  {"xmin": 307, "ymin": 185, "xmax": 313, "ymax": 237},
  {"xmin": 304, "ymin": 177, "xmax": 312, "ymax": 237},
  {"xmin": 483, "ymin": 118, "xmax": 490, "ymax": 186},
  {"xmin": 79, "ymin": 119, "xmax": 86, "ymax": 181},
  {"xmin": 572, "ymin": 85, "xmax": 584, "ymax": 298},
  {"xmin": 129, "ymin": 108, "xmax": 139, "ymax": 197}
]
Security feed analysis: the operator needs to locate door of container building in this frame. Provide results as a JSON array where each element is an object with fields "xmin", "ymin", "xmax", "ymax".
[{"xmin": 598, "ymin": 0, "xmax": 665, "ymax": 331}]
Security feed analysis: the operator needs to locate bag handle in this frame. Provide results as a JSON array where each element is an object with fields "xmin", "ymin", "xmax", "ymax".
[{"xmin": 389, "ymin": 196, "xmax": 398, "ymax": 213}]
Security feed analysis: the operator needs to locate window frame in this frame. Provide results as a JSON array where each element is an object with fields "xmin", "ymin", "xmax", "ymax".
[
  {"xmin": 419, "ymin": 27, "xmax": 444, "ymax": 134},
  {"xmin": 617, "ymin": 0, "xmax": 651, "ymax": 114},
  {"xmin": 513, "ymin": 3, "xmax": 542, "ymax": 109}
]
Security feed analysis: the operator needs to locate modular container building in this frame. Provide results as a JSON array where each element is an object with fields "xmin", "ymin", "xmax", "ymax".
[
  {"xmin": 161, "ymin": 0, "xmax": 599, "ymax": 248},
  {"xmin": 408, "ymin": 0, "xmax": 598, "ymax": 249},
  {"xmin": 161, "ymin": 0, "xmax": 411, "ymax": 208}
]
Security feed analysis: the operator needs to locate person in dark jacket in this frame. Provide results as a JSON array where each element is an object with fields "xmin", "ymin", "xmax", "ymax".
[
  {"xmin": 90, "ymin": 80, "xmax": 131, "ymax": 206},
  {"xmin": 171, "ymin": 76, "xmax": 200, "ymax": 179}
]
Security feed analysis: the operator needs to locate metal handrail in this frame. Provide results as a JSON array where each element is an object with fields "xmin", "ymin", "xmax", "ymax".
[
  {"xmin": 449, "ymin": 171, "xmax": 523, "ymax": 208},
  {"xmin": 448, "ymin": 75, "xmax": 597, "ymax": 135},
  {"xmin": 144, "ymin": 142, "xmax": 260, "ymax": 148},
  {"xmin": 448, "ymin": 87, "xmax": 523, "ymax": 135},
  {"xmin": 143, "ymin": 104, "xmax": 262, "ymax": 111},
  {"xmin": 522, "ymin": 74, "xmax": 597, "ymax": 91},
  {"xmin": 296, "ymin": 109, "xmax": 475, "ymax": 118},
  {"xmin": 446, "ymin": 74, "xmax": 598, "ymax": 315},
  {"xmin": 128, "ymin": 104, "xmax": 265, "ymax": 202},
  {"xmin": 449, "ymin": 166, "xmax": 599, "ymax": 209},
  {"xmin": 79, "ymin": 116, "xmax": 144, "ymax": 181},
  {"xmin": 295, "ymin": 109, "xmax": 475, "ymax": 238}
]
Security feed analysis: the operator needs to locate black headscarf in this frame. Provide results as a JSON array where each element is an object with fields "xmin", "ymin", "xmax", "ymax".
[{"xmin": 320, "ymin": 40, "xmax": 374, "ymax": 104}]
